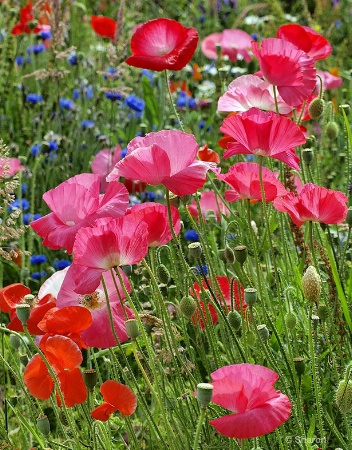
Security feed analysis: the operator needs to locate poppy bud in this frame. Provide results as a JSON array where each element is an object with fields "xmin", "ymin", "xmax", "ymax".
[
  {"xmin": 37, "ymin": 415, "xmax": 50, "ymax": 436},
  {"xmin": 285, "ymin": 312, "xmax": 297, "ymax": 330},
  {"xmin": 24, "ymin": 294, "xmax": 35, "ymax": 305},
  {"xmin": 308, "ymin": 98, "xmax": 324, "ymax": 119},
  {"xmin": 246, "ymin": 330, "xmax": 256, "ymax": 347},
  {"xmin": 16, "ymin": 304, "xmax": 30, "ymax": 325},
  {"xmin": 10, "ymin": 334, "xmax": 21, "ymax": 350},
  {"xmin": 302, "ymin": 148, "xmax": 314, "ymax": 165},
  {"xmin": 293, "ymin": 357, "xmax": 305, "ymax": 376},
  {"xmin": 157, "ymin": 264, "xmax": 170, "ymax": 284},
  {"xmin": 234, "ymin": 245, "xmax": 247, "ymax": 265},
  {"xmin": 257, "ymin": 324, "xmax": 269, "ymax": 342},
  {"xmin": 224, "ymin": 246, "xmax": 235, "ymax": 263},
  {"xmin": 125, "ymin": 319, "xmax": 140, "ymax": 340},
  {"xmin": 244, "ymin": 287, "xmax": 257, "ymax": 306},
  {"xmin": 188, "ymin": 242, "xmax": 202, "ymax": 259},
  {"xmin": 326, "ymin": 121, "xmax": 339, "ymax": 140},
  {"xmin": 336, "ymin": 379, "xmax": 352, "ymax": 414},
  {"xmin": 317, "ymin": 304, "xmax": 329, "ymax": 322},
  {"xmin": 227, "ymin": 310, "xmax": 242, "ymax": 331},
  {"xmin": 83, "ymin": 369, "xmax": 97, "ymax": 391},
  {"xmin": 196, "ymin": 383, "xmax": 213, "ymax": 408},
  {"xmin": 302, "ymin": 266, "xmax": 321, "ymax": 303},
  {"xmin": 205, "ymin": 210, "xmax": 217, "ymax": 223},
  {"xmin": 159, "ymin": 283, "xmax": 168, "ymax": 297},
  {"xmin": 169, "ymin": 193, "xmax": 180, "ymax": 207},
  {"xmin": 179, "ymin": 296, "xmax": 196, "ymax": 319}
]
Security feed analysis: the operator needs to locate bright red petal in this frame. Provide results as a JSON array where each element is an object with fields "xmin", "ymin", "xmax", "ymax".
[
  {"xmin": 100, "ymin": 380, "xmax": 137, "ymax": 416},
  {"xmin": 24, "ymin": 354, "xmax": 54, "ymax": 400},
  {"xmin": 91, "ymin": 16, "xmax": 116, "ymax": 41},
  {"xmin": 57, "ymin": 368, "xmax": 87, "ymax": 407},
  {"xmin": 38, "ymin": 306, "xmax": 92, "ymax": 335},
  {"xmin": 0, "ymin": 284, "xmax": 31, "ymax": 313},
  {"xmin": 91, "ymin": 403, "xmax": 117, "ymax": 421},
  {"xmin": 43, "ymin": 335, "xmax": 83, "ymax": 371}
]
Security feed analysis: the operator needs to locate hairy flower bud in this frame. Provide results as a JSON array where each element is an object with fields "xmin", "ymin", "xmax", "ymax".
[
  {"xmin": 227, "ymin": 310, "xmax": 242, "ymax": 331},
  {"xmin": 302, "ymin": 266, "xmax": 321, "ymax": 303},
  {"xmin": 326, "ymin": 121, "xmax": 339, "ymax": 140},
  {"xmin": 308, "ymin": 98, "xmax": 324, "ymax": 119},
  {"xmin": 336, "ymin": 379, "xmax": 352, "ymax": 414},
  {"xmin": 157, "ymin": 264, "xmax": 170, "ymax": 284},
  {"xmin": 179, "ymin": 296, "xmax": 196, "ymax": 319}
]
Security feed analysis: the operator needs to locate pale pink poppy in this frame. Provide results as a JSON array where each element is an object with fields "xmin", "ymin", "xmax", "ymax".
[
  {"xmin": 0, "ymin": 157, "xmax": 24, "ymax": 178},
  {"xmin": 218, "ymin": 75, "xmax": 293, "ymax": 114},
  {"xmin": 48, "ymin": 267, "xmax": 134, "ymax": 348},
  {"xmin": 220, "ymin": 107, "xmax": 305, "ymax": 169},
  {"xmin": 252, "ymin": 38, "xmax": 316, "ymax": 106},
  {"xmin": 31, "ymin": 173, "xmax": 129, "ymax": 254},
  {"xmin": 201, "ymin": 29, "xmax": 252, "ymax": 62},
  {"xmin": 273, "ymin": 183, "xmax": 348, "ymax": 226},
  {"xmin": 92, "ymin": 146, "xmax": 123, "ymax": 192},
  {"xmin": 187, "ymin": 191, "xmax": 230, "ymax": 222},
  {"xmin": 316, "ymin": 70, "xmax": 342, "ymax": 92},
  {"xmin": 208, "ymin": 364, "xmax": 292, "ymax": 438},
  {"xmin": 127, "ymin": 202, "xmax": 181, "ymax": 247},
  {"xmin": 71, "ymin": 215, "xmax": 149, "ymax": 294},
  {"xmin": 107, "ymin": 130, "xmax": 218, "ymax": 196},
  {"xmin": 218, "ymin": 162, "xmax": 288, "ymax": 203}
]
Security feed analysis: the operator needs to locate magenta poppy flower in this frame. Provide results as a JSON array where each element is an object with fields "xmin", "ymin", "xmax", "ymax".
[
  {"xmin": 91, "ymin": 146, "xmax": 123, "ymax": 192},
  {"xmin": 31, "ymin": 173, "xmax": 129, "ymax": 254},
  {"xmin": 43, "ymin": 267, "xmax": 134, "ymax": 348},
  {"xmin": 127, "ymin": 203, "xmax": 181, "ymax": 247},
  {"xmin": 220, "ymin": 108, "xmax": 305, "ymax": 170},
  {"xmin": 218, "ymin": 162, "xmax": 288, "ymax": 203},
  {"xmin": 273, "ymin": 183, "xmax": 348, "ymax": 226},
  {"xmin": 208, "ymin": 364, "xmax": 292, "ymax": 438},
  {"xmin": 188, "ymin": 191, "xmax": 230, "ymax": 222},
  {"xmin": 107, "ymin": 130, "xmax": 218, "ymax": 196},
  {"xmin": 125, "ymin": 18, "xmax": 199, "ymax": 71},
  {"xmin": 0, "ymin": 157, "xmax": 25, "ymax": 178},
  {"xmin": 71, "ymin": 215, "xmax": 149, "ymax": 294},
  {"xmin": 277, "ymin": 24, "xmax": 332, "ymax": 61},
  {"xmin": 252, "ymin": 38, "xmax": 316, "ymax": 106},
  {"xmin": 217, "ymin": 75, "xmax": 293, "ymax": 115},
  {"xmin": 201, "ymin": 29, "xmax": 252, "ymax": 62}
]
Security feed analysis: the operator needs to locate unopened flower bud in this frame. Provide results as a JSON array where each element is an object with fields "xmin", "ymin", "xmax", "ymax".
[
  {"xmin": 227, "ymin": 310, "xmax": 242, "ymax": 331},
  {"xmin": 188, "ymin": 242, "xmax": 202, "ymax": 259},
  {"xmin": 302, "ymin": 266, "xmax": 321, "ymax": 303},
  {"xmin": 293, "ymin": 357, "xmax": 305, "ymax": 376},
  {"xmin": 234, "ymin": 245, "xmax": 247, "ymax": 265},
  {"xmin": 257, "ymin": 324, "xmax": 269, "ymax": 342},
  {"xmin": 83, "ymin": 369, "xmax": 97, "ymax": 391},
  {"xmin": 125, "ymin": 319, "xmax": 140, "ymax": 340},
  {"xmin": 179, "ymin": 296, "xmax": 196, "ymax": 319},
  {"xmin": 336, "ymin": 379, "xmax": 352, "ymax": 414},
  {"xmin": 317, "ymin": 304, "xmax": 329, "ymax": 322},
  {"xmin": 10, "ymin": 334, "xmax": 21, "ymax": 350},
  {"xmin": 244, "ymin": 287, "xmax": 257, "ymax": 306},
  {"xmin": 285, "ymin": 312, "xmax": 297, "ymax": 330},
  {"xmin": 224, "ymin": 246, "xmax": 235, "ymax": 263},
  {"xmin": 159, "ymin": 283, "xmax": 168, "ymax": 297},
  {"xmin": 169, "ymin": 193, "xmax": 180, "ymax": 207},
  {"xmin": 157, "ymin": 264, "xmax": 170, "ymax": 284},
  {"xmin": 308, "ymin": 98, "xmax": 324, "ymax": 119},
  {"xmin": 326, "ymin": 121, "xmax": 339, "ymax": 140},
  {"xmin": 24, "ymin": 294, "xmax": 35, "ymax": 305},
  {"xmin": 16, "ymin": 304, "xmax": 30, "ymax": 325},
  {"xmin": 37, "ymin": 415, "xmax": 50, "ymax": 436},
  {"xmin": 302, "ymin": 148, "xmax": 314, "ymax": 165},
  {"xmin": 196, "ymin": 383, "xmax": 213, "ymax": 408}
]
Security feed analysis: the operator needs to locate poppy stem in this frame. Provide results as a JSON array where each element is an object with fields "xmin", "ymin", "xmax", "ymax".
[
  {"xmin": 192, "ymin": 406, "xmax": 206, "ymax": 450},
  {"xmin": 164, "ymin": 69, "xmax": 185, "ymax": 132}
]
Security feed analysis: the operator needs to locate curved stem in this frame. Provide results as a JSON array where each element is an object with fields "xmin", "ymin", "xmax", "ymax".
[{"xmin": 164, "ymin": 69, "xmax": 185, "ymax": 132}]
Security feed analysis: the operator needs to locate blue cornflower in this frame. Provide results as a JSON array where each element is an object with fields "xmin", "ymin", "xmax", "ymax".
[
  {"xmin": 104, "ymin": 68, "xmax": 119, "ymax": 80},
  {"xmin": 194, "ymin": 264, "xmax": 209, "ymax": 276},
  {"xmin": 26, "ymin": 94, "xmax": 43, "ymax": 104},
  {"xmin": 105, "ymin": 91, "xmax": 123, "ymax": 101},
  {"xmin": 48, "ymin": 141, "xmax": 58, "ymax": 151},
  {"xmin": 15, "ymin": 56, "xmax": 25, "ymax": 66},
  {"xmin": 251, "ymin": 33, "xmax": 258, "ymax": 41},
  {"xmin": 67, "ymin": 52, "xmax": 78, "ymax": 65},
  {"xmin": 244, "ymin": 154, "xmax": 254, "ymax": 162},
  {"xmin": 30, "ymin": 144, "xmax": 42, "ymax": 156},
  {"xmin": 141, "ymin": 69, "xmax": 155, "ymax": 85},
  {"xmin": 199, "ymin": 121, "xmax": 211, "ymax": 132},
  {"xmin": 53, "ymin": 259, "xmax": 71, "ymax": 270},
  {"xmin": 39, "ymin": 30, "xmax": 52, "ymax": 40},
  {"xmin": 59, "ymin": 97, "xmax": 75, "ymax": 110},
  {"xmin": 81, "ymin": 120, "xmax": 95, "ymax": 130},
  {"xmin": 125, "ymin": 94, "xmax": 145, "ymax": 113},
  {"xmin": 9, "ymin": 198, "xmax": 30, "ymax": 212},
  {"xmin": 27, "ymin": 43, "xmax": 46, "ymax": 55},
  {"xmin": 22, "ymin": 183, "xmax": 28, "ymax": 195},
  {"xmin": 31, "ymin": 271, "xmax": 47, "ymax": 280},
  {"xmin": 73, "ymin": 86, "xmax": 93, "ymax": 100},
  {"xmin": 23, "ymin": 213, "xmax": 42, "ymax": 225},
  {"xmin": 121, "ymin": 148, "xmax": 128, "ymax": 158},
  {"xmin": 30, "ymin": 254, "xmax": 47, "ymax": 265},
  {"xmin": 184, "ymin": 229, "xmax": 199, "ymax": 242}
]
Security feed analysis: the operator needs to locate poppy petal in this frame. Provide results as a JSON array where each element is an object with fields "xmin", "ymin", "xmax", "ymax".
[
  {"xmin": 24, "ymin": 354, "xmax": 54, "ymax": 400},
  {"xmin": 91, "ymin": 403, "xmax": 117, "ymax": 421},
  {"xmin": 100, "ymin": 380, "xmax": 137, "ymax": 416}
]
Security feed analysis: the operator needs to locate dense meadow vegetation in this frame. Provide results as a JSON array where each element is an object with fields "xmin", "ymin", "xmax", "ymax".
[{"xmin": 1, "ymin": 0, "xmax": 352, "ymax": 449}]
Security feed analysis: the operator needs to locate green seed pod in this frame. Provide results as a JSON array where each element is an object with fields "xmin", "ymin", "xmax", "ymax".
[
  {"xmin": 37, "ymin": 415, "xmax": 50, "ymax": 436},
  {"xmin": 196, "ymin": 383, "xmax": 213, "ymax": 408},
  {"xmin": 227, "ymin": 310, "xmax": 242, "ymax": 331},
  {"xmin": 157, "ymin": 264, "xmax": 170, "ymax": 284},
  {"xmin": 302, "ymin": 266, "xmax": 321, "ymax": 303},
  {"xmin": 234, "ymin": 245, "xmax": 247, "ymax": 265},
  {"xmin": 244, "ymin": 288, "xmax": 257, "ymax": 307},
  {"xmin": 336, "ymin": 379, "xmax": 352, "ymax": 414},
  {"xmin": 179, "ymin": 296, "xmax": 196, "ymax": 319},
  {"xmin": 169, "ymin": 193, "xmax": 180, "ymax": 208},
  {"xmin": 293, "ymin": 357, "xmax": 305, "ymax": 376},
  {"xmin": 224, "ymin": 246, "xmax": 235, "ymax": 263},
  {"xmin": 188, "ymin": 242, "xmax": 202, "ymax": 259},
  {"xmin": 9, "ymin": 334, "xmax": 21, "ymax": 350},
  {"xmin": 16, "ymin": 304, "xmax": 30, "ymax": 325},
  {"xmin": 308, "ymin": 98, "xmax": 325, "ymax": 119},
  {"xmin": 285, "ymin": 312, "xmax": 297, "ymax": 330},
  {"xmin": 326, "ymin": 121, "xmax": 339, "ymax": 140},
  {"xmin": 125, "ymin": 319, "xmax": 140, "ymax": 340},
  {"xmin": 302, "ymin": 148, "xmax": 314, "ymax": 165},
  {"xmin": 23, "ymin": 294, "xmax": 35, "ymax": 305},
  {"xmin": 257, "ymin": 324, "xmax": 269, "ymax": 343},
  {"xmin": 83, "ymin": 369, "xmax": 97, "ymax": 391}
]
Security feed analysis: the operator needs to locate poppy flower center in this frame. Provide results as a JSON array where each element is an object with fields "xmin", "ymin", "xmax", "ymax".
[{"xmin": 79, "ymin": 292, "xmax": 104, "ymax": 310}]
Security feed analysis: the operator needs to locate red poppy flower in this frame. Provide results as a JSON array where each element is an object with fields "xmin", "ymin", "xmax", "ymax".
[
  {"xmin": 208, "ymin": 364, "xmax": 292, "ymax": 438},
  {"xmin": 91, "ymin": 380, "xmax": 137, "ymax": 421},
  {"xmin": 198, "ymin": 145, "xmax": 220, "ymax": 164},
  {"xmin": 90, "ymin": 16, "xmax": 117, "ymax": 41},
  {"xmin": 220, "ymin": 108, "xmax": 305, "ymax": 170},
  {"xmin": 273, "ymin": 183, "xmax": 348, "ymax": 226},
  {"xmin": 24, "ymin": 335, "xmax": 87, "ymax": 407},
  {"xmin": 191, "ymin": 301, "xmax": 218, "ymax": 329},
  {"xmin": 11, "ymin": 2, "xmax": 46, "ymax": 35},
  {"xmin": 277, "ymin": 24, "xmax": 332, "ymax": 61},
  {"xmin": 252, "ymin": 38, "xmax": 316, "ymax": 106},
  {"xmin": 125, "ymin": 18, "xmax": 199, "ymax": 71}
]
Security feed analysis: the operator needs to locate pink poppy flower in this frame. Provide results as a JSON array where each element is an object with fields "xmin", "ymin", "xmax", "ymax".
[
  {"xmin": 220, "ymin": 107, "xmax": 305, "ymax": 170},
  {"xmin": 31, "ymin": 173, "xmax": 129, "ymax": 254},
  {"xmin": 218, "ymin": 162, "xmax": 288, "ymax": 203},
  {"xmin": 125, "ymin": 18, "xmax": 199, "ymax": 71},
  {"xmin": 201, "ymin": 29, "xmax": 252, "ymax": 62},
  {"xmin": 316, "ymin": 70, "xmax": 342, "ymax": 91},
  {"xmin": 277, "ymin": 24, "xmax": 332, "ymax": 61},
  {"xmin": 127, "ymin": 203, "xmax": 181, "ymax": 247},
  {"xmin": 187, "ymin": 191, "xmax": 230, "ymax": 222},
  {"xmin": 273, "ymin": 183, "xmax": 348, "ymax": 226},
  {"xmin": 44, "ymin": 267, "xmax": 134, "ymax": 348},
  {"xmin": 217, "ymin": 75, "xmax": 293, "ymax": 115},
  {"xmin": 92, "ymin": 146, "xmax": 123, "ymax": 192},
  {"xmin": 0, "ymin": 157, "xmax": 25, "ymax": 178},
  {"xmin": 107, "ymin": 130, "xmax": 218, "ymax": 196},
  {"xmin": 252, "ymin": 38, "xmax": 316, "ymax": 106},
  {"xmin": 209, "ymin": 363, "xmax": 292, "ymax": 438},
  {"xmin": 71, "ymin": 215, "xmax": 149, "ymax": 294}
]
